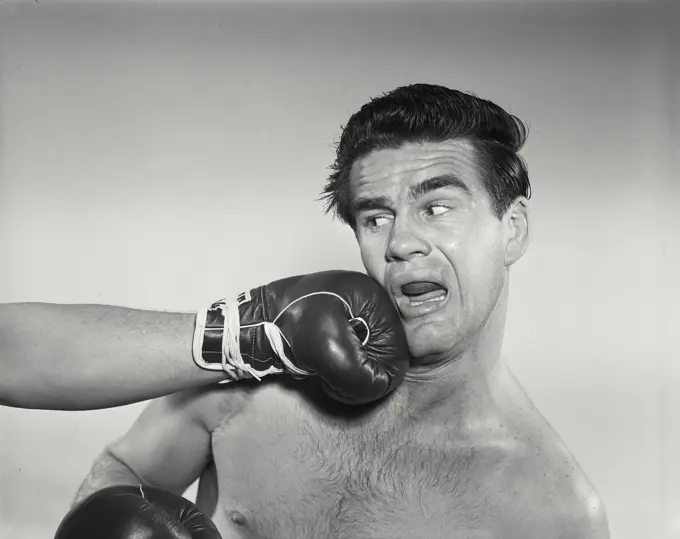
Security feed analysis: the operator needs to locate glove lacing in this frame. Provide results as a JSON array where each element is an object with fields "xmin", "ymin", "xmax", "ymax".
[{"xmin": 194, "ymin": 292, "xmax": 370, "ymax": 383}]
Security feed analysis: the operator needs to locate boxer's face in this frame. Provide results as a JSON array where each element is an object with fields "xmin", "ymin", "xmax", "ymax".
[{"xmin": 350, "ymin": 139, "xmax": 523, "ymax": 363}]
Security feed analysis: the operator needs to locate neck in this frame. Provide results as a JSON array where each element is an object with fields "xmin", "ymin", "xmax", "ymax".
[{"xmin": 397, "ymin": 280, "xmax": 511, "ymax": 421}]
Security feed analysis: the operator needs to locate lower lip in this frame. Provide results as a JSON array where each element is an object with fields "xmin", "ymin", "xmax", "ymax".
[{"xmin": 397, "ymin": 292, "xmax": 449, "ymax": 319}]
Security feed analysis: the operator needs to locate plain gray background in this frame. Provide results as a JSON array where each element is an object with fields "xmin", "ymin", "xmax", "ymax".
[{"xmin": 0, "ymin": 0, "xmax": 677, "ymax": 538}]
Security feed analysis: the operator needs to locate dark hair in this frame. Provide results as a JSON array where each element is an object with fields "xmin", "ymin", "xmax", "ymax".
[{"xmin": 321, "ymin": 83, "xmax": 531, "ymax": 226}]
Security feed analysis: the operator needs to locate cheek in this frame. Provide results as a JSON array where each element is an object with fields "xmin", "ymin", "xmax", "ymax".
[
  {"xmin": 468, "ymin": 241, "xmax": 507, "ymax": 300},
  {"xmin": 357, "ymin": 236, "xmax": 386, "ymax": 283},
  {"xmin": 441, "ymin": 226, "xmax": 505, "ymax": 297}
]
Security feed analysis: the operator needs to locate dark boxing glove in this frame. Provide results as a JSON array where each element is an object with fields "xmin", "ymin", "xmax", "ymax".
[
  {"xmin": 54, "ymin": 485, "xmax": 221, "ymax": 539},
  {"xmin": 192, "ymin": 270, "xmax": 410, "ymax": 404}
]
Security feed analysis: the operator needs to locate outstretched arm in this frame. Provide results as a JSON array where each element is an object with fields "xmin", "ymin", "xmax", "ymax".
[
  {"xmin": 0, "ymin": 303, "xmax": 225, "ymax": 410},
  {"xmin": 1, "ymin": 269, "xmax": 410, "ymax": 410}
]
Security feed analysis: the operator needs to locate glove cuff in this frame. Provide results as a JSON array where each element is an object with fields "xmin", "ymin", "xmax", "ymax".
[{"xmin": 192, "ymin": 291, "xmax": 312, "ymax": 382}]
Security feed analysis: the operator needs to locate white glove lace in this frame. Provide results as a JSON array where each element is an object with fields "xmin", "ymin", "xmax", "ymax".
[{"xmin": 193, "ymin": 291, "xmax": 370, "ymax": 383}]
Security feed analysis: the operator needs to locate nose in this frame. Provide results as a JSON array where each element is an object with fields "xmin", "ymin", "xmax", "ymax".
[{"xmin": 386, "ymin": 217, "xmax": 431, "ymax": 262}]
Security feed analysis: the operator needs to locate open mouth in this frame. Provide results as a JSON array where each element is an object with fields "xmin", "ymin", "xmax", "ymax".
[{"xmin": 400, "ymin": 281, "xmax": 448, "ymax": 308}]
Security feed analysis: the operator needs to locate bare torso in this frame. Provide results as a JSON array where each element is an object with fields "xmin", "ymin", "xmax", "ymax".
[{"xmin": 195, "ymin": 369, "xmax": 605, "ymax": 539}]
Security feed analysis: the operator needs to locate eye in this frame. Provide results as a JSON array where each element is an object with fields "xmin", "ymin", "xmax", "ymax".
[
  {"xmin": 425, "ymin": 203, "xmax": 451, "ymax": 217},
  {"xmin": 361, "ymin": 214, "xmax": 392, "ymax": 229}
]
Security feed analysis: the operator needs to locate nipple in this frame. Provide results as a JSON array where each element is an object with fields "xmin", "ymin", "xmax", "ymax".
[{"xmin": 228, "ymin": 510, "xmax": 247, "ymax": 527}]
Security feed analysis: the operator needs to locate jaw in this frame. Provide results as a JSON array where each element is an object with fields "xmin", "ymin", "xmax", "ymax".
[
  {"xmin": 400, "ymin": 314, "xmax": 459, "ymax": 361},
  {"xmin": 402, "ymin": 301, "xmax": 504, "ymax": 378}
]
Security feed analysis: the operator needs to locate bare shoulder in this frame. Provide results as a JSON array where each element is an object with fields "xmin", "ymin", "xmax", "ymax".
[
  {"xmin": 486, "ymin": 435, "xmax": 610, "ymax": 539},
  {"xmin": 474, "ymin": 364, "xmax": 610, "ymax": 538}
]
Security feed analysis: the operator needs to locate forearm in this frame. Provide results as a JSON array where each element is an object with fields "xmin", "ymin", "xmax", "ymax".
[
  {"xmin": 73, "ymin": 450, "xmax": 147, "ymax": 505},
  {"xmin": 0, "ymin": 303, "xmax": 225, "ymax": 410}
]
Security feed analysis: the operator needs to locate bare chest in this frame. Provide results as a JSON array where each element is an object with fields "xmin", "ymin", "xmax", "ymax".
[{"xmin": 209, "ymin": 385, "xmax": 498, "ymax": 539}]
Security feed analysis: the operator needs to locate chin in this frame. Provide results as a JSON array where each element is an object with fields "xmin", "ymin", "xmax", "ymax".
[{"xmin": 403, "ymin": 318, "xmax": 457, "ymax": 361}]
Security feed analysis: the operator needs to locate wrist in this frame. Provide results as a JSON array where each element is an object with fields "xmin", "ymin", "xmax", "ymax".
[{"xmin": 191, "ymin": 291, "xmax": 311, "ymax": 383}]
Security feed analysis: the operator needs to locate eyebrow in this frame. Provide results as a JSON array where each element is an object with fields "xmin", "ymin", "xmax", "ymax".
[
  {"xmin": 352, "ymin": 174, "xmax": 472, "ymax": 214},
  {"xmin": 352, "ymin": 195, "xmax": 393, "ymax": 214},
  {"xmin": 409, "ymin": 174, "xmax": 472, "ymax": 200}
]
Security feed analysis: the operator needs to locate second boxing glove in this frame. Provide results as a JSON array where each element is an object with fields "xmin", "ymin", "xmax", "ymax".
[{"xmin": 54, "ymin": 485, "xmax": 221, "ymax": 539}]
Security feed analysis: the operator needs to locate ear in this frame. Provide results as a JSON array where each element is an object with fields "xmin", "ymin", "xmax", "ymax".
[{"xmin": 502, "ymin": 197, "xmax": 531, "ymax": 267}]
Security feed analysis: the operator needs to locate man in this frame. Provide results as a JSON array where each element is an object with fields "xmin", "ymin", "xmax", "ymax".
[{"xmin": 70, "ymin": 84, "xmax": 609, "ymax": 538}]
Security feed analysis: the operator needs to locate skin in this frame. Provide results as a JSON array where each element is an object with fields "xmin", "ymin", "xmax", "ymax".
[
  {"xmin": 74, "ymin": 139, "xmax": 609, "ymax": 538},
  {"xmin": 0, "ymin": 306, "xmax": 225, "ymax": 410}
]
